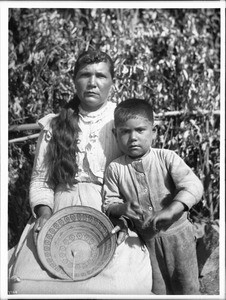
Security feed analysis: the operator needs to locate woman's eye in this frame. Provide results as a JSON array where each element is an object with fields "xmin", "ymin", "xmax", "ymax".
[
  {"xmin": 137, "ymin": 129, "xmax": 144, "ymax": 133},
  {"xmin": 82, "ymin": 73, "xmax": 90, "ymax": 77},
  {"xmin": 97, "ymin": 74, "xmax": 106, "ymax": 78},
  {"xmin": 78, "ymin": 73, "xmax": 89, "ymax": 78}
]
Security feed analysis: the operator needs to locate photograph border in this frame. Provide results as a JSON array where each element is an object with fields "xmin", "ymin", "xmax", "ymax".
[{"xmin": 1, "ymin": 1, "xmax": 225, "ymax": 299}]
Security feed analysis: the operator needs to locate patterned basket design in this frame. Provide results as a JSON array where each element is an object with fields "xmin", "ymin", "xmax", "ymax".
[{"xmin": 37, "ymin": 206, "xmax": 117, "ymax": 281}]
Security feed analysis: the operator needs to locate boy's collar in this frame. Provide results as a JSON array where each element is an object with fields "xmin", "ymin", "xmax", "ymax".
[{"xmin": 127, "ymin": 147, "xmax": 151, "ymax": 161}]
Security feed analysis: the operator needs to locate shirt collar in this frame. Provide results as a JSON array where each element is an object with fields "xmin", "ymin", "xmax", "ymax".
[
  {"xmin": 126, "ymin": 148, "xmax": 152, "ymax": 172},
  {"xmin": 78, "ymin": 102, "xmax": 109, "ymax": 120}
]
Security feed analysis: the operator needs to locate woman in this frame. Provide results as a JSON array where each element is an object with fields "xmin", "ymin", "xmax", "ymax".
[{"xmin": 8, "ymin": 50, "xmax": 153, "ymax": 295}]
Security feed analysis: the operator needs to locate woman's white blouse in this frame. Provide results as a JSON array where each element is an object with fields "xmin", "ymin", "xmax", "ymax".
[{"xmin": 29, "ymin": 102, "xmax": 121, "ymax": 217}]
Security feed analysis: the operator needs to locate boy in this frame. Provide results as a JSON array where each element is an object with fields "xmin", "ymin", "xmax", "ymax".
[{"xmin": 103, "ymin": 98, "xmax": 203, "ymax": 295}]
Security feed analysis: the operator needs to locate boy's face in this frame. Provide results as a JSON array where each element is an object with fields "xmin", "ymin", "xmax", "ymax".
[{"xmin": 114, "ymin": 116, "xmax": 155, "ymax": 159}]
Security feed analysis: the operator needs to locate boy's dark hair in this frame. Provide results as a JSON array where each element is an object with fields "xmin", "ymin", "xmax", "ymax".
[
  {"xmin": 114, "ymin": 98, "xmax": 154, "ymax": 127},
  {"xmin": 74, "ymin": 49, "xmax": 114, "ymax": 79}
]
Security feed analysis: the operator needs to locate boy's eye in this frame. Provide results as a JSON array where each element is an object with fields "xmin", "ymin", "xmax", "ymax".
[
  {"xmin": 120, "ymin": 129, "xmax": 130, "ymax": 134},
  {"xmin": 80, "ymin": 72, "xmax": 90, "ymax": 78},
  {"xmin": 79, "ymin": 72, "xmax": 106, "ymax": 79}
]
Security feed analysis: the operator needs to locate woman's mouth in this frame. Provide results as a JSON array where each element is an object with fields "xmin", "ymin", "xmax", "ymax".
[{"xmin": 85, "ymin": 91, "xmax": 98, "ymax": 96}]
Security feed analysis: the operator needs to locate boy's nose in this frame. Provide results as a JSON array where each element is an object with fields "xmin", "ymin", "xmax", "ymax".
[{"xmin": 130, "ymin": 132, "xmax": 137, "ymax": 141}]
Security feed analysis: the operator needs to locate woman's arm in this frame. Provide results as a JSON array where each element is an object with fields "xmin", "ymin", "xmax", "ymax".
[
  {"xmin": 29, "ymin": 115, "xmax": 56, "ymax": 243},
  {"xmin": 30, "ymin": 130, "xmax": 54, "ymax": 244},
  {"xmin": 33, "ymin": 204, "xmax": 52, "ymax": 244},
  {"xmin": 29, "ymin": 130, "xmax": 55, "ymax": 217}
]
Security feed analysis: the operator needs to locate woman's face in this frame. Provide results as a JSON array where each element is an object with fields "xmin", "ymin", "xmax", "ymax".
[{"xmin": 74, "ymin": 62, "xmax": 113, "ymax": 112}]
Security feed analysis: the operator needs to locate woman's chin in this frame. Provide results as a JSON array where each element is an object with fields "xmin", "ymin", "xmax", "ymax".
[{"xmin": 80, "ymin": 100, "xmax": 107, "ymax": 111}]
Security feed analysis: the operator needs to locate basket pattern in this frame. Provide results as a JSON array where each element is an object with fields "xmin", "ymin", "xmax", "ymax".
[{"xmin": 37, "ymin": 206, "xmax": 116, "ymax": 281}]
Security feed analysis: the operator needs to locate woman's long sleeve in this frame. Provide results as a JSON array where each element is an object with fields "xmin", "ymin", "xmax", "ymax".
[{"xmin": 29, "ymin": 115, "xmax": 55, "ymax": 218}]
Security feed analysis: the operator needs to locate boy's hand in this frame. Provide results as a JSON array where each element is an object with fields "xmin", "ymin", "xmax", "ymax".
[
  {"xmin": 142, "ymin": 201, "xmax": 186, "ymax": 232},
  {"xmin": 109, "ymin": 202, "xmax": 144, "ymax": 221}
]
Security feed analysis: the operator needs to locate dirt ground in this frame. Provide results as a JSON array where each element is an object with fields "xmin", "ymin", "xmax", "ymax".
[
  {"xmin": 195, "ymin": 222, "xmax": 220, "ymax": 295},
  {"xmin": 199, "ymin": 246, "xmax": 219, "ymax": 294}
]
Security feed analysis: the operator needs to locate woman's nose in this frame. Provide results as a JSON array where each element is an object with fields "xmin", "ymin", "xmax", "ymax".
[{"xmin": 88, "ymin": 75, "xmax": 96, "ymax": 87}]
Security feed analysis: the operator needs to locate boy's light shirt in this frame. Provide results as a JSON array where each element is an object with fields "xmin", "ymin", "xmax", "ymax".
[{"xmin": 103, "ymin": 147, "xmax": 203, "ymax": 229}]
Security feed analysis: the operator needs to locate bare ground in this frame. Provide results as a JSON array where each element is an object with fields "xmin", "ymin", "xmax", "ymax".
[{"xmin": 195, "ymin": 222, "xmax": 220, "ymax": 295}]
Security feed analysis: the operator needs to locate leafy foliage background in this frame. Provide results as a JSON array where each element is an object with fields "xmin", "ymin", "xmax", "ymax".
[{"xmin": 8, "ymin": 8, "xmax": 220, "ymax": 249}]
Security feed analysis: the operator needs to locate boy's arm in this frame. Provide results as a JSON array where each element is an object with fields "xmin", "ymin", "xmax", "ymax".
[
  {"xmin": 103, "ymin": 163, "xmax": 142, "ymax": 221},
  {"xmin": 143, "ymin": 151, "xmax": 204, "ymax": 231},
  {"xmin": 168, "ymin": 151, "xmax": 204, "ymax": 209},
  {"xmin": 102, "ymin": 163, "xmax": 124, "ymax": 215},
  {"xmin": 143, "ymin": 199, "xmax": 186, "ymax": 231},
  {"xmin": 103, "ymin": 163, "xmax": 131, "ymax": 244}
]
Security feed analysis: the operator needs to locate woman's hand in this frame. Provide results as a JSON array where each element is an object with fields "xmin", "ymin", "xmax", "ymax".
[
  {"xmin": 33, "ymin": 205, "xmax": 52, "ymax": 245},
  {"xmin": 109, "ymin": 216, "xmax": 129, "ymax": 245},
  {"xmin": 142, "ymin": 200, "xmax": 186, "ymax": 232}
]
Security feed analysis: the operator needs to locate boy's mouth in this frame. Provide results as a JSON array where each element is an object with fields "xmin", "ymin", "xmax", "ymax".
[{"xmin": 129, "ymin": 144, "xmax": 140, "ymax": 149}]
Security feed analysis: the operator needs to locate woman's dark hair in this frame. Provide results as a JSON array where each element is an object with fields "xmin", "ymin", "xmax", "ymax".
[
  {"xmin": 45, "ymin": 49, "xmax": 114, "ymax": 187},
  {"xmin": 45, "ymin": 101, "xmax": 80, "ymax": 187},
  {"xmin": 74, "ymin": 50, "xmax": 114, "ymax": 79},
  {"xmin": 114, "ymin": 98, "xmax": 154, "ymax": 127}
]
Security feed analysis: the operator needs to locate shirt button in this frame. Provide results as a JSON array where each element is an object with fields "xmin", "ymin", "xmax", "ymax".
[{"xmin": 149, "ymin": 206, "xmax": 153, "ymax": 211}]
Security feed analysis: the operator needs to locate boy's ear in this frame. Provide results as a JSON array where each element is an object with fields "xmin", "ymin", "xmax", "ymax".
[
  {"xmin": 152, "ymin": 125, "xmax": 157, "ymax": 138},
  {"xmin": 112, "ymin": 128, "xmax": 117, "ymax": 137},
  {"xmin": 151, "ymin": 125, "xmax": 157, "ymax": 147}
]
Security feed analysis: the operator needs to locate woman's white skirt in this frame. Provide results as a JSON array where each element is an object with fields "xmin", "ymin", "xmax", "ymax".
[{"xmin": 8, "ymin": 183, "xmax": 153, "ymax": 295}]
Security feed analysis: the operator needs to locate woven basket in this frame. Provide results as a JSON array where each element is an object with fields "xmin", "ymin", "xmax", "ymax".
[{"xmin": 37, "ymin": 206, "xmax": 117, "ymax": 281}]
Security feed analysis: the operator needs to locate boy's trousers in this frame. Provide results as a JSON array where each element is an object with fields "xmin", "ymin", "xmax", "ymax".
[{"xmin": 145, "ymin": 219, "xmax": 200, "ymax": 295}]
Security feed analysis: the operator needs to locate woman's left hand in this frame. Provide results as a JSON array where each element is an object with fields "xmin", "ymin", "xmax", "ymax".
[
  {"xmin": 109, "ymin": 216, "xmax": 129, "ymax": 245},
  {"xmin": 116, "ymin": 229, "xmax": 128, "ymax": 245}
]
